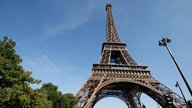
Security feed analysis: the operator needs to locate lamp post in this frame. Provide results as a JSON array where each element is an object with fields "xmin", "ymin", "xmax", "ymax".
[
  {"xmin": 175, "ymin": 81, "xmax": 189, "ymax": 108},
  {"xmin": 159, "ymin": 37, "xmax": 192, "ymax": 97}
]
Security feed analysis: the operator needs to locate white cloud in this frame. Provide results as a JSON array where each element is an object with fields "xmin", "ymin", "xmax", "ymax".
[
  {"xmin": 22, "ymin": 54, "xmax": 60, "ymax": 73},
  {"xmin": 21, "ymin": 54, "xmax": 89, "ymax": 94},
  {"xmin": 41, "ymin": 0, "xmax": 99, "ymax": 39}
]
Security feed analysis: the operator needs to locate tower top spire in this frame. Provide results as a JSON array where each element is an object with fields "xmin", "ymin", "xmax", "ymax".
[
  {"xmin": 105, "ymin": 3, "xmax": 121, "ymax": 43},
  {"xmin": 106, "ymin": 2, "xmax": 112, "ymax": 10}
]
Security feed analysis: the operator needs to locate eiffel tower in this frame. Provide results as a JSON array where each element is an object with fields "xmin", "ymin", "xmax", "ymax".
[{"xmin": 76, "ymin": 3, "xmax": 187, "ymax": 108}]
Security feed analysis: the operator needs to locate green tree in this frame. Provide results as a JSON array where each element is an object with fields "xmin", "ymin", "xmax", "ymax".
[
  {"xmin": 0, "ymin": 36, "xmax": 42, "ymax": 108},
  {"xmin": 59, "ymin": 93, "xmax": 76, "ymax": 108},
  {"xmin": 31, "ymin": 89, "xmax": 53, "ymax": 108},
  {"xmin": 40, "ymin": 83, "xmax": 62, "ymax": 108}
]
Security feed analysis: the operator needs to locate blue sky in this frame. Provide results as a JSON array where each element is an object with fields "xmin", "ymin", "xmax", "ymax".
[{"xmin": 0, "ymin": 0, "xmax": 192, "ymax": 107}]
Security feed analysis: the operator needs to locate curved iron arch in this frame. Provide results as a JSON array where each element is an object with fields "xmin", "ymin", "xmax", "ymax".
[{"xmin": 89, "ymin": 80, "xmax": 184, "ymax": 108}]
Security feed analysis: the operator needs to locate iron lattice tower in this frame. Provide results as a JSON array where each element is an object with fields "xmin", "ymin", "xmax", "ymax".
[{"xmin": 76, "ymin": 3, "xmax": 187, "ymax": 108}]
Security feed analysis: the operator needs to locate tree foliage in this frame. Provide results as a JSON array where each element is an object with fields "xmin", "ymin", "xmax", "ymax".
[
  {"xmin": 0, "ymin": 36, "xmax": 43, "ymax": 107},
  {"xmin": 31, "ymin": 89, "xmax": 53, "ymax": 108},
  {"xmin": 40, "ymin": 83, "xmax": 76, "ymax": 108},
  {"xmin": 59, "ymin": 93, "xmax": 76, "ymax": 108},
  {"xmin": 0, "ymin": 36, "xmax": 76, "ymax": 108},
  {"xmin": 40, "ymin": 83, "xmax": 62, "ymax": 108}
]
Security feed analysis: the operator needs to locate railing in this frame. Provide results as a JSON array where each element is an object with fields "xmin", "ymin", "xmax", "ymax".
[{"xmin": 93, "ymin": 64, "xmax": 148, "ymax": 70}]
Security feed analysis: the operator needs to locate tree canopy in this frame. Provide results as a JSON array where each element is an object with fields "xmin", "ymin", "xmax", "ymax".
[
  {"xmin": 40, "ymin": 83, "xmax": 76, "ymax": 108},
  {"xmin": 41, "ymin": 83, "xmax": 62, "ymax": 108},
  {"xmin": 60, "ymin": 93, "xmax": 76, "ymax": 108},
  {"xmin": 0, "ymin": 36, "xmax": 46, "ymax": 107},
  {"xmin": 0, "ymin": 36, "xmax": 76, "ymax": 108}
]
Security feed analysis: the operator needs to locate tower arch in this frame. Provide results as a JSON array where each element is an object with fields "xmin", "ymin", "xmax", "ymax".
[{"xmin": 90, "ymin": 80, "xmax": 165, "ymax": 108}]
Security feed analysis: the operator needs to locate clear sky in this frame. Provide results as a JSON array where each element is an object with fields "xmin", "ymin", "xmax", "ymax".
[{"xmin": 0, "ymin": 0, "xmax": 192, "ymax": 108}]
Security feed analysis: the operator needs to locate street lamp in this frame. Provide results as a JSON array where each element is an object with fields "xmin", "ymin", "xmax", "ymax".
[
  {"xmin": 175, "ymin": 81, "xmax": 189, "ymax": 108},
  {"xmin": 159, "ymin": 37, "xmax": 192, "ymax": 97}
]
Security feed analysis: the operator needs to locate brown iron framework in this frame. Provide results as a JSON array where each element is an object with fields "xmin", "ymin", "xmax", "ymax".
[{"xmin": 76, "ymin": 3, "xmax": 187, "ymax": 108}]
